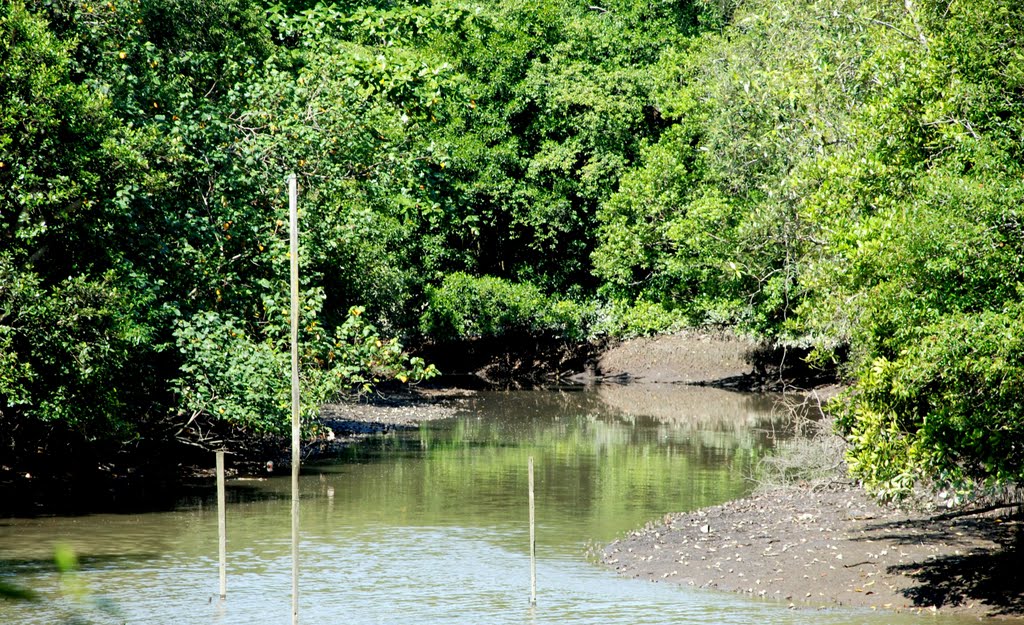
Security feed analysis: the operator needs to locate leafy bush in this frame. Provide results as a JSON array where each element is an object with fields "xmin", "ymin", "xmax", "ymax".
[
  {"xmin": 419, "ymin": 273, "xmax": 591, "ymax": 341},
  {"xmin": 836, "ymin": 303, "xmax": 1024, "ymax": 500},
  {"xmin": 590, "ymin": 299, "xmax": 690, "ymax": 339},
  {"xmin": 0, "ymin": 256, "xmax": 154, "ymax": 438},
  {"xmin": 174, "ymin": 305, "xmax": 437, "ymax": 439}
]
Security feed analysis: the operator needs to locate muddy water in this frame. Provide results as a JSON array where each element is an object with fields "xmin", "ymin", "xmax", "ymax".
[{"xmin": 0, "ymin": 387, "xmax": 966, "ymax": 625}]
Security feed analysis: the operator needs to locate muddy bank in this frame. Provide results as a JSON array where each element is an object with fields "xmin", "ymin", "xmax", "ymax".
[
  {"xmin": 418, "ymin": 330, "xmax": 836, "ymax": 391},
  {"xmin": 303, "ymin": 389, "xmax": 467, "ymax": 453},
  {"xmin": 0, "ymin": 388, "xmax": 469, "ymax": 517},
  {"xmin": 603, "ymin": 480, "xmax": 1024, "ymax": 619},
  {"xmin": 592, "ymin": 332, "xmax": 840, "ymax": 391},
  {"xmin": 593, "ymin": 332, "xmax": 756, "ymax": 384},
  {"xmin": 597, "ymin": 334, "xmax": 1024, "ymax": 619},
  {"xmin": 1, "ymin": 330, "xmax": 820, "ymax": 515},
  {"xmin": 212, "ymin": 387, "xmax": 471, "ymax": 478}
]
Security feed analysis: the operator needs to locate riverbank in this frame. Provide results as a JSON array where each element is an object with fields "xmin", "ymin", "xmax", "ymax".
[
  {"xmin": 342, "ymin": 336, "xmax": 1024, "ymax": 619},
  {"xmin": 602, "ymin": 480, "xmax": 1024, "ymax": 619},
  {"xmin": 0, "ymin": 388, "xmax": 471, "ymax": 516},
  {"xmin": 282, "ymin": 388, "xmax": 471, "ymax": 465},
  {"xmin": 594, "ymin": 337, "xmax": 1024, "ymax": 620},
  {"xmin": 415, "ymin": 328, "xmax": 837, "ymax": 391},
  {"xmin": 0, "ymin": 329, "xmax": 816, "ymax": 515}
]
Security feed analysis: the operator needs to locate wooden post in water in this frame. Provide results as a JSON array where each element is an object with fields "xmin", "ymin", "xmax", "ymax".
[
  {"xmin": 216, "ymin": 450, "xmax": 227, "ymax": 600},
  {"xmin": 289, "ymin": 173, "xmax": 301, "ymax": 625},
  {"xmin": 528, "ymin": 456, "xmax": 536, "ymax": 605}
]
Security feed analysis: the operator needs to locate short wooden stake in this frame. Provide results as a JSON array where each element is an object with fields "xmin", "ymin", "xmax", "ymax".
[
  {"xmin": 216, "ymin": 450, "xmax": 227, "ymax": 600},
  {"xmin": 528, "ymin": 456, "xmax": 536, "ymax": 605}
]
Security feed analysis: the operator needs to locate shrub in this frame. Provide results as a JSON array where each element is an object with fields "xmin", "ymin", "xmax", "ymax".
[
  {"xmin": 591, "ymin": 299, "xmax": 690, "ymax": 339},
  {"xmin": 836, "ymin": 303, "xmax": 1024, "ymax": 500},
  {"xmin": 173, "ymin": 305, "xmax": 437, "ymax": 440},
  {"xmin": 419, "ymin": 273, "xmax": 591, "ymax": 341}
]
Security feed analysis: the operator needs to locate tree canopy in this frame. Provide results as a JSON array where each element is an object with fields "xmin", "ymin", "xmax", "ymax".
[{"xmin": 3, "ymin": 0, "xmax": 1024, "ymax": 498}]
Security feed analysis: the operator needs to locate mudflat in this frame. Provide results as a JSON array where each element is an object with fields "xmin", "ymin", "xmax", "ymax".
[{"xmin": 603, "ymin": 480, "xmax": 1024, "ymax": 619}]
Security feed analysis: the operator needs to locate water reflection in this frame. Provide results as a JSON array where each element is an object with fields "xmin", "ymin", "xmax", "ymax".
[
  {"xmin": 597, "ymin": 384, "xmax": 781, "ymax": 426},
  {"xmin": 0, "ymin": 386, "xmax": 968, "ymax": 625}
]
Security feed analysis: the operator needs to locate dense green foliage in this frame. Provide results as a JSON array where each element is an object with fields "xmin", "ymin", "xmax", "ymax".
[
  {"xmin": 586, "ymin": 0, "xmax": 1024, "ymax": 498},
  {"xmin": 419, "ymin": 272, "xmax": 591, "ymax": 340},
  {"xmin": 4, "ymin": 0, "xmax": 1024, "ymax": 498},
  {"xmin": 2, "ymin": 0, "xmax": 707, "ymax": 455},
  {"xmin": 1, "ymin": 0, "xmax": 443, "ymax": 451}
]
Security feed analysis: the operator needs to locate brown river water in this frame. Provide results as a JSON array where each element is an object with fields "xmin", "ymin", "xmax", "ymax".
[{"xmin": 0, "ymin": 386, "xmax": 972, "ymax": 624}]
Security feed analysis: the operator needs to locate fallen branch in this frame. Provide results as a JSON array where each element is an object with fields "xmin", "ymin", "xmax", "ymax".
[{"xmin": 934, "ymin": 501, "xmax": 1024, "ymax": 521}]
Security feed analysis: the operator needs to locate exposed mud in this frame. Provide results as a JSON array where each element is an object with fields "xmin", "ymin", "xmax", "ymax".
[
  {"xmin": 591, "ymin": 332, "xmax": 839, "ymax": 391},
  {"xmin": 586, "ymin": 335, "xmax": 1024, "ymax": 620},
  {"xmin": 417, "ymin": 330, "xmax": 836, "ymax": 391},
  {"xmin": 593, "ymin": 332, "xmax": 756, "ymax": 384},
  {"xmin": 603, "ymin": 481, "xmax": 1024, "ymax": 619}
]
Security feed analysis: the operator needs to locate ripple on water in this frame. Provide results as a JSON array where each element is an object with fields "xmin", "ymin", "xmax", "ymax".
[{"xmin": 0, "ymin": 389, "xmax": 973, "ymax": 625}]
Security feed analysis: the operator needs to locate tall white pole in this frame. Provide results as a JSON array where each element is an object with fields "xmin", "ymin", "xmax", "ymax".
[
  {"xmin": 528, "ymin": 456, "xmax": 536, "ymax": 605},
  {"xmin": 217, "ymin": 450, "xmax": 227, "ymax": 600},
  {"xmin": 289, "ymin": 173, "xmax": 300, "ymax": 625}
]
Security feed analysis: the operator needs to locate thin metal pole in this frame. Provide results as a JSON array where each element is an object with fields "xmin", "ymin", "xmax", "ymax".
[
  {"xmin": 216, "ymin": 450, "xmax": 226, "ymax": 600},
  {"xmin": 289, "ymin": 173, "xmax": 300, "ymax": 625},
  {"xmin": 528, "ymin": 456, "xmax": 536, "ymax": 605}
]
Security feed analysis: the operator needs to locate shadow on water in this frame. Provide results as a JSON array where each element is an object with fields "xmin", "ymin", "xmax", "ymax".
[
  {"xmin": 0, "ymin": 552, "xmax": 165, "ymax": 574},
  {"xmin": 0, "ymin": 477, "xmax": 285, "ymax": 519}
]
